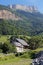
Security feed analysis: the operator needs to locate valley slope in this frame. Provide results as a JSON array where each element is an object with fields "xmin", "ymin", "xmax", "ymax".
[{"xmin": 0, "ymin": 5, "xmax": 43, "ymax": 36}]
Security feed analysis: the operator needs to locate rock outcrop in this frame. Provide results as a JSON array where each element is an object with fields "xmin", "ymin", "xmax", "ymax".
[
  {"xmin": 0, "ymin": 10, "xmax": 20, "ymax": 20},
  {"xmin": 9, "ymin": 4, "xmax": 38, "ymax": 13}
]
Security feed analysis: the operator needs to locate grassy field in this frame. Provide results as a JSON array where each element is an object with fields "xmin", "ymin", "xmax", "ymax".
[
  {"xmin": 0, "ymin": 48, "xmax": 43, "ymax": 65},
  {"xmin": 34, "ymin": 48, "xmax": 43, "ymax": 52},
  {"xmin": 0, "ymin": 53, "xmax": 32, "ymax": 65},
  {"xmin": 0, "ymin": 47, "xmax": 43, "ymax": 65},
  {"xmin": 0, "ymin": 58, "xmax": 32, "ymax": 65}
]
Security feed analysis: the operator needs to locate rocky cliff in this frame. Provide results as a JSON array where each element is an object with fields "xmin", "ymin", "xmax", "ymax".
[
  {"xmin": 9, "ymin": 4, "xmax": 38, "ymax": 13},
  {"xmin": 0, "ymin": 10, "xmax": 20, "ymax": 20}
]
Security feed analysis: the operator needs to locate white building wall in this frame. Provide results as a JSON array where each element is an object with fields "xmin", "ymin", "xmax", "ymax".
[{"xmin": 16, "ymin": 47, "xmax": 24, "ymax": 52}]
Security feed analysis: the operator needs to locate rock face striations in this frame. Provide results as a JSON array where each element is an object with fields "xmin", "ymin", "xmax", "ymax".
[
  {"xmin": 0, "ymin": 10, "xmax": 20, "ymax": 20},
  {"xmin": 9, "ymin": 4, "xmax": 38, "ymax": 13}
]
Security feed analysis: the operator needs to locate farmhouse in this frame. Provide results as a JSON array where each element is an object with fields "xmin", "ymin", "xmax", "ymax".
[{"xmin": 11, "ymin": 38, "xmax": 29, "ymax": 52}]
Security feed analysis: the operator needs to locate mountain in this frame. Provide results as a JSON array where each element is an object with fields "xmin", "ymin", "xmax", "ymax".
[
  {"xmin": 0, "ymin": 5, "xmax": 21, "ymax": 20},
  {"xmin": 0, "ymin": 10, "xmax": 21, "ymax": 20},
  {"xmin": 9, "ymin": 4, "xmax": 38, "ymax": 13},
  {"xmin": 0, "ymin": 5, "xmax": 43, "ymax": 36}
]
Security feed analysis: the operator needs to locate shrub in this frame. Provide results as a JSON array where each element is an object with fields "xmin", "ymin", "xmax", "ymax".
[
  {"xmin": 28, "ymin": 51, "xmax": 36, "ymax": 59},
  {"xmin": 15, "ymin": 53, "xmax": 23, "ymax": 57},
  {"xmin": 20, "ymin": 52, "xmax": 30, "ymax": 58},
  {"xmin": 0, "ymin": 49, "xmax": 3, "ymax": 53},
  {"xmin": 20, "ymin": 51, "xmax": 36, "ymax": 59},
  {"xmin": 2, "ymin": 43, "xmax": 16, "ymax": 53}
]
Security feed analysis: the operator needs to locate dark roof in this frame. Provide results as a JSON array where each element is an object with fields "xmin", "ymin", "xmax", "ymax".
[{"xmin": 16, "ymin": 38, "xmax": 29, "ymax": 46}]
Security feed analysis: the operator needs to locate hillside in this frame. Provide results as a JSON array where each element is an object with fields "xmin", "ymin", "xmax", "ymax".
[{"xmin": 0, "ymin": 5, "xmax": 43, "ymax": 36}]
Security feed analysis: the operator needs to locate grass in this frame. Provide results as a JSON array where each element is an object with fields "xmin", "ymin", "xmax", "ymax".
[
  {"xmin": 0, "ymin": 47, "xmax": 43, "ymax": 65},
  {"xmin": 0, "ymin": 36, "xmax": 8, "ymax": 42},
  {"xmin": 34, "ymin": 48, "xmax": 43, "ymax": 52},
  {"xmin": 0, "ymin": 35, "xmax": 11, "ymax": 42},
  {"xmin": 0, "ymin": 53, "xmax": 32, "ymax": 65},
  {"xmin": 0, "ymin": 52, "xmax": 32, "ymax": 65},
  {"xmin": 0, "ymin": 58, "xmax": 32, "ymax": 65}
]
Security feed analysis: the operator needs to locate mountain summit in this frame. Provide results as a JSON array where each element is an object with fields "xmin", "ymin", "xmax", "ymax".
[{"xmin": 9, "ymin": 4, "xmax": 38, "ymax": 13}]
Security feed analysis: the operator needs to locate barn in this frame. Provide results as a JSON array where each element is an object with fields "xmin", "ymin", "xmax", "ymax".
[{"xmin": 12, "ymin": 38, "xmax": 29, "ymax": 52}]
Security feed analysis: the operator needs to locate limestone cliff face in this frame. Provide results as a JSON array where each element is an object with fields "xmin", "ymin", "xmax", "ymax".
[
  {"xmin": 0, "ymin": 5, "xmax": 38, "ymax": 20},
  {"xmin": 0, "ymin": 10, "xmax": 20, "ymax": 20},
  {"xmin": 9, "ymin": 5, "xmax": 38, "ymax": 13}
]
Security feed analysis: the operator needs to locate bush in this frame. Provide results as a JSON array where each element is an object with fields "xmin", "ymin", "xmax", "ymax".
[
  {"xmin": 15, "ymin": 53, "xmax": 23, "ymax": 57},
  {"xmin": 0, "ymin": 49, "xmax": 3, "ymax": 53},
  {"xmin": 2, "ymin": 43, "xmax": 16, "ymax": 53},
  {"xmin": 0, "ymin": 42, "xmax": 3, "ymax": 53},
  {"xmin": 28, "ymin": 51, "xmax": 36, "ymax": 59},
  {"xmin": 0, "ymin": 42, "xmax": 3, "ymax": 49},
  {"xmin": 20, "ymin": 52, "xmax": 30, "ymax": 58},
  {"xmin": 2, "ymin": 43, "xmax": 9, "ymax": 53},
  {"xmin": 20, "ymin": 51, "xmax": 36, "ymax": 59},
  {"xmin": 28, "ymin": 36, "xmax": 41, "ymax": 50}
]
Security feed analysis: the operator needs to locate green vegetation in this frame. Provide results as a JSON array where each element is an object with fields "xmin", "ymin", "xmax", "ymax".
[
  {"xmin": 0, "ymin": 18, "xmax": 43, "ymax": 36},
  {"xmin": 34, "ymin": 48, "xmax": 43, "ymax": 52},
  {"xmin": 0, "ymin": 35, "xmax": 43, "ymax": 53},
  {"xmin": 0, "ymin": 5, "xmax": 43, "ymax": 36},
  {"xmin": 0, "ymin": 5, "xmax": 11, "ymax": 11},
  {"xmin": 28, "ymin": 36, "xmax": 43, "ymax": 49},
  {"xmin": 0, "ymin": 54, "xmax": 32, "ymax": 65},
  {"xmin": 0, "ymin": 35, "xmax": 43, "ymax": 65},
  {"xmin": 0, "ymin": 51, "xmax": 33, "ymax": 65},
  {"xmin": 0, "ymin": 35, "xmax": 8, "ymax": 42},
  {"xmin": 17, "ymin": 35, "xmax": 43, "ymax": 50},
  {"xmin": 0, "ymin": 19, "xmax": 15, "ymax": 35},
  {"xmin": 0, "ymin": 35, "xmax": 16, "ymax": 53},
  {"xmin": 0, "ymin": 5, "xmax": 43, "ymax": 65},
  {"xmin": 13, "ymin": 10, "xmax": 43, "ymax": 36}
]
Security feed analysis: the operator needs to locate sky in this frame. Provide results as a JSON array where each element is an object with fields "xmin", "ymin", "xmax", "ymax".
[{"xmin": 0, "ymin": 0, "xmax": 43, "ymax": 13}]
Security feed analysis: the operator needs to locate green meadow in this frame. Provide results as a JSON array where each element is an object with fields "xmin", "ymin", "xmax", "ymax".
[{"xmin": 0, "ymin": 53, "xmax": 32, "ymax": 65}]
